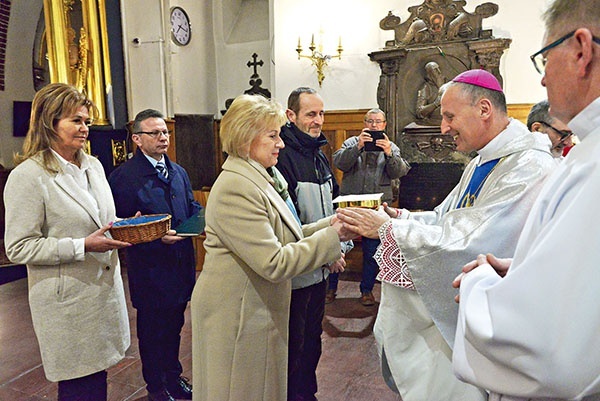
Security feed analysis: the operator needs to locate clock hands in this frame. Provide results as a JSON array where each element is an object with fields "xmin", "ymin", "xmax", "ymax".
[{"xmin": 175, "ymin": 24, "xmax": 188, "ymax": 34}]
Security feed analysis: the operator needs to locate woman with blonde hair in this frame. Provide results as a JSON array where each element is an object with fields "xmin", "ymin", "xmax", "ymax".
[
  {"xmin": 4, "ymin": 83, "xmax": 131, "ymax": 401},
  {"xmin": 191, "ymin": 94, "xmax": 353, "ymax": 401}
]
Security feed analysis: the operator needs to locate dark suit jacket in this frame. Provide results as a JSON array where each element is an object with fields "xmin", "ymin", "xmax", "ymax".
[{"xmin": 109, "ymin": 149, "xmax": 201, "ymax": 309}]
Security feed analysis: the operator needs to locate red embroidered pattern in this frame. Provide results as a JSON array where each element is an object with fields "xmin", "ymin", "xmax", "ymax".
[{"xmin": 375, "ymin": 221, "xmax": 415, "ymax": 290}]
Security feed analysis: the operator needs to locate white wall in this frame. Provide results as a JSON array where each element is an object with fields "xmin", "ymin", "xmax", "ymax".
[
  {"xmin": 272, "ymin": 0, "xmax": 550, "ymax": 109},
  {"xmin": 170, "ymin": 0, "xmax": 218, "ymax": 116},
  {"xmin": 121, "ymin": 1, "xmax": 218, "ymax": 119},
  {"xmin": 121, "ymin": 0, "xmax": 170, "ymax": 117},
  {"xmin": 273, "ymin": 0, "xmax": 391, "ymax": 109},
  {"xmin": 485, "ymin": 0, "xmax": 550, "ymax": 104},
  {"xmin": 212, "ymin": 0, "xmax": 271, "ymax": 116}
]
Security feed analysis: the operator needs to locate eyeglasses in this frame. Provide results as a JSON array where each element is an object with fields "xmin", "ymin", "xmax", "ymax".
[
  {"xmin": 134, "ymin": 130, "xmax": 171, "ymax": 138},
  {"xmin": 530, "ymin": 30, "xmax": 600, "ymax": 74},
  {"xmin": 365, "ymin": 119, "xmax": 386, "ymax": 125},
  {"xmin": 538, "ymin": 121, "xmax": 573, "ymax": 141}
]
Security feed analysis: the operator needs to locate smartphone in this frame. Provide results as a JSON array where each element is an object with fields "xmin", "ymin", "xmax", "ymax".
[{"xmin": 364, "ymin": 130, "xmax": 385, "ymax": 152}]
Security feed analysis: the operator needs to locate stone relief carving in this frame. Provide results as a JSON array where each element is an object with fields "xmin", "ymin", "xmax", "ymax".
[
  {"xmin": 380, "ymin": 0, "xmax": 499, "ymax": 47},
  {"xmin": 415, "ymin": 61, "xmax": 446, "ymax": 126},
  {"xmin": 369, "ymin": 0, "xmax": 510, "ymax": 163}
]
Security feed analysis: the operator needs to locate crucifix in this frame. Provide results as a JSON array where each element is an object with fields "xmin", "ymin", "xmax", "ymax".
[
  {"xmin": 247, "ymin": 53, "xmax": 264, "ymax": 78},
  {"xmin": 223, "ymin": 52, "xmax": 271, "ymax": 115}
]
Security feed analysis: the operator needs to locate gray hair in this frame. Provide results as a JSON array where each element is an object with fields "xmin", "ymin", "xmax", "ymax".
[
  {"xmin": 543, "ymin": 0, "xmax": 600, "ymax": 35},
  {"xmin": 364, "ymin": 108, "xmax": 386, "ymax": 121},
  {"xmin": 441, "ymin": 81, "xmax": 507, "ymax": 114},
  {"xmin": 526, "ymin": 100, "xmax": 555, "ymax": 130}
]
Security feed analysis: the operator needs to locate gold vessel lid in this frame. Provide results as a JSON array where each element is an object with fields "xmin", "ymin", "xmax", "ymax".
[{"xmin": 333, "ymin": 193, "xmax": 384, "ymax": 209}]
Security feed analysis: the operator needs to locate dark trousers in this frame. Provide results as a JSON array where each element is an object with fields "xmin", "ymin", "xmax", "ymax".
[
  {"xmin": 360, "ymin": 236, "xmax": 380, "ymax": 294},
  {"xmin": 57, "ymin": 370, "xmax": 107, "ymax": 401},
  {"xmin": 288, "ymin": 279, "xmax": 327, "ymax": 401},
  {"xmin": 136, "ymin": 303, "xmax": 187, "ymax": 393},
  {"xmin": 327, "ymin": 237, "xmax": 380, "ymax": 294},
  {"xmin": 327, "ymin": 271, "xmax": 339, "ymax": 291}
]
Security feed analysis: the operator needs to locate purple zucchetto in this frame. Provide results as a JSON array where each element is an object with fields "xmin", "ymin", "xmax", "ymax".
[{"xmin": 452, "ymin": 69, "xmax": 503, "ymax": 93}]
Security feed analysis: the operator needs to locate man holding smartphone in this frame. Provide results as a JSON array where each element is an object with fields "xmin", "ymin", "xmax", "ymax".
[{"xmin": 329, "ymin": 108, "xmax": 410, "ymax": 305}]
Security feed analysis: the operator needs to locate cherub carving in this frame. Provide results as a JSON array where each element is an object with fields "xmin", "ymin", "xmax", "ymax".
[{"xmin": 379, "ymin": 0, "xmax": 499, "ymax": 46}]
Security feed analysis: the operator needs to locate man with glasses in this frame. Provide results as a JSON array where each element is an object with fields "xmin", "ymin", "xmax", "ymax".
[
  {"xmin": 329, "ymin": 108, "xmax": 410, "ymax": 306},
  {"xmin": 109, "ymin": 109, "xmax": 201, "ymax": 401},
  {"xmin": 453, "ymin": 1, "xmax": 600, "ymax": 400},
  {"xmin": 527, "ymin": 99, "xmax": 574, "ymax": 158}
]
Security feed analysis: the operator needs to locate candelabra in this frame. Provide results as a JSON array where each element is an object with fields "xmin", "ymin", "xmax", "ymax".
[{"xmin": 296, "ymin": 34, "xmax": 343, "ymax": 87}]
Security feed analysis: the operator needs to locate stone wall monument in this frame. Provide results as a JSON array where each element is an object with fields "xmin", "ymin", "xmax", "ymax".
[{"xmin": 368, "ymin": 0, "xmax": 511, "ymax": 209}]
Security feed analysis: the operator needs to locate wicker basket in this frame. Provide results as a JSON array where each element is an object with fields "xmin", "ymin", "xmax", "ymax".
[{"xmin": 110, "ymin": 214, "xmax": 172, "ymax": 244}]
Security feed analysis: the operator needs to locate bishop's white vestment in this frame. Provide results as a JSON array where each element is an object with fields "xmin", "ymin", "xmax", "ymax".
[{"xmin": 374, "ymin": 119, "xmax": 556, "ymax": 401}]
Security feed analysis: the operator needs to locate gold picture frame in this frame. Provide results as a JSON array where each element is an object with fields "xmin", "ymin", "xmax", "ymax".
[
  {"xmin": 42, "ymin": 0, "xmax": 112, "ymax": 125},
  {"xmin": 83, "ymin": 139, "xmax": 92, "ymax": 155}
]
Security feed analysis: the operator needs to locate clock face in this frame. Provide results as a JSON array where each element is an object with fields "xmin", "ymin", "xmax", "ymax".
[{"xmin": 170, "ymin": 7, "xmax": 191, "ymax": 46}]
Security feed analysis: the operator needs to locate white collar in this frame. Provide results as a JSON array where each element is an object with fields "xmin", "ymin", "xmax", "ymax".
[
  {"xmin": 477, "ymin": 118, "xmax": 523, "ymax": 164},
  {"xmin": 50, "ymin": 149, "xmax": 90, "ymax": 171},
  {"xmin": 568, "ymin": 96, "xmax": 600, "ymax": 142},
  {"xmin": 143, "ymin": 153, "xmax": 166, "ymax": 168}
]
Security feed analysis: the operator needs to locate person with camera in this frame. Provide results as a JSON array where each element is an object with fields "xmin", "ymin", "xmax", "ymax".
[{"xmin": 329, "ymin": 108, "xmax": 410, "ymax": 306}]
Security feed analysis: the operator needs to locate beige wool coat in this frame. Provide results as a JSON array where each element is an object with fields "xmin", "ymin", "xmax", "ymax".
[
  {"xmin": 191, "ymin": 157, "xmax": 341, "ymax": 401},
  {"xmin": 3, "ymin": 151, "xmax": 130, "ymax": 382}
]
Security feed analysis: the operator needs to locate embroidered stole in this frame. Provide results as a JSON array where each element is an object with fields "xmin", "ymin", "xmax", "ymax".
[
  {"xmin": 377, "ymin": 157, "xmax": 502, "ymax": 289},
  {"xmin": 456, "ymin": 158, "xmax": 501, "ymax": 209}
]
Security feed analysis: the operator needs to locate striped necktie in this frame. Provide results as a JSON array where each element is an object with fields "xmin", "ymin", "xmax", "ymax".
[{"xmin": 156, "ymin": 162, "xmax": 168, "ymax": 178}]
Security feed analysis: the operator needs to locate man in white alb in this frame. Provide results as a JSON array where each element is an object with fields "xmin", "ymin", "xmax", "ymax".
[{"xmin": 453, "ymin": 1, "xmax": 600, "ymax": 400}]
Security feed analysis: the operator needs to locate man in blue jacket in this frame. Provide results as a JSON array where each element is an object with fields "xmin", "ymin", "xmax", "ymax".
[{"xmin": 109, "ymin": 109, "xmax": 201, "ymax": 401}]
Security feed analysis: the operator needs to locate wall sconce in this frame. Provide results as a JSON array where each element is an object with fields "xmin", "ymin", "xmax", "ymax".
[{"xmin": 296, "ymin": 34, "xmax": 343, "ymax": 87}]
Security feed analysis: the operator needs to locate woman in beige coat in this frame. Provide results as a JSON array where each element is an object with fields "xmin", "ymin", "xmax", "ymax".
[
  {"xmin": 191, "ymin": 94, "xmax": 353, "ymax": 401},
  {"xmin": 3, "ymin": 84, "xmax": 131, "ymax": 400}
]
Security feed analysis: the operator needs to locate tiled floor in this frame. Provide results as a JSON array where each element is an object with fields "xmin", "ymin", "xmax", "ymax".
[{"xmin": 0, "ymin": 269, "xmax": 400, "ymax": 401}]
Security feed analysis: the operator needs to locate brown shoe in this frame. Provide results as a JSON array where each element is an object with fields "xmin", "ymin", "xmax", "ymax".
[
  {"xmin": 360, "ymin": 292, "xmax": 375, "ymax": 306},
  {"xmin": 325, "ymin": 289, "xmax": 337, "ymax": 304}
]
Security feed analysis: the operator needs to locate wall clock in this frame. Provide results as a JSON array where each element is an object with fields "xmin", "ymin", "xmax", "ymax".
[{"xmin": 170, "ymin": 6, "xmax": 191, "ymax": 46}]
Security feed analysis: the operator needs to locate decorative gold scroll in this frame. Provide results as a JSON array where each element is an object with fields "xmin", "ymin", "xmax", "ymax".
[
  {"xmin": 111, "ymin": 139, "xmax": 127, "ymax": 166},
  {"xmin": 83, "ymin": 139, "xmax": 92, "ymax": 155},
  {"xmin": 42, "ymin": 0, "xmax": 111, "ymax": 125}
]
